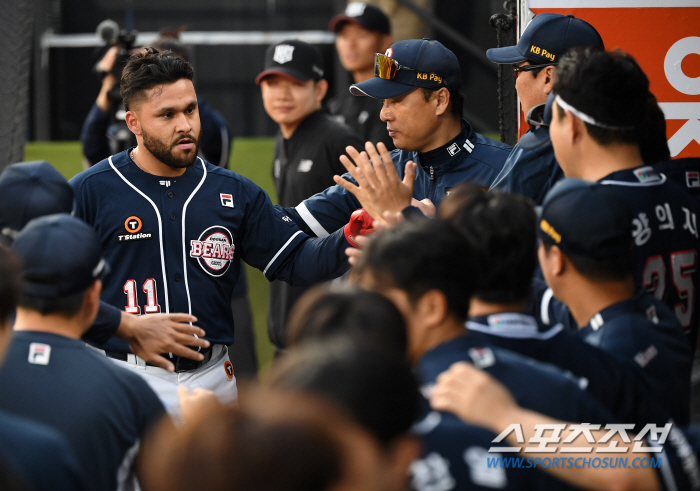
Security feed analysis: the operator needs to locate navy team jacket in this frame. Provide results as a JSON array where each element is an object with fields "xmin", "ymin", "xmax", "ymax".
[
  {"xmin": 70, "ymin": 150, "xmax": 349, "ymax": 351},
  {"xmin": 283, "ymin": 120, "xmax": 510, "ymax": 237}
]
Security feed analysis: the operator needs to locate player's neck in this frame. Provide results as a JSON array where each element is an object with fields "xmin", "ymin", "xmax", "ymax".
[
  {"xmin": 13, "ymin": 307, "xmax": 87, "ymax": 340},
  {"xmin": 571, "ymin": 141, "xmax": 645, "ymax": 182},
  {"xmin": 417, "ymin": 116, "xmax": 463, "ymax": 154},
  {"xmin": 469, "ymin": 298, "xmax": 528, "ymax": 317},
  {"xmin": 131, "ymin": 146, "xmax": 188, "ymax": 178},
  {"xmin": 410, "ymin": 317, "xmax": 467, "ymax": 366},
  {"xmin": 561, "ymin": 277, "xmax": 636, "ymax": 328},
  {"xmin": 279, "ymin": 105, "xmax": 321, "ymax": 139}
]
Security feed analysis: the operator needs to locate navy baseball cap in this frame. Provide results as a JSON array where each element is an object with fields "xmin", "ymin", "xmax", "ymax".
[
  {"xmin": 537, "ymin": 179, "xmax": 633, "ymax": 259},
  {"xmin": 255, "ymin": 40, "xmax": 324, "ymax": 84},
  {"xmin": 350, "ymin": 38, "xmax": 462, "ymax": 99},
  {"xmin": 0, "ymin": 161, "xmax": 74, "ymax": 244},
  {"xmin": 12, "ymin": 214, "xmax": 109, "ymax": 298},
  {"xmin": 329, "ymin": 2, "xmax": 391, "ymax": 35},
  {"xmin": 487, "ymin": 13, "xmax": 603, "ymax": 65},
  {"xmin": 519, "ymin": 91, "xmax": 555, "ymax": 150}
]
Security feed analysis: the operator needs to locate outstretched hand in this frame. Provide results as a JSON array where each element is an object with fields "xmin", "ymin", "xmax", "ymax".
[
  {"xmin": 334, "ymin": 141, "xmax": 417, "ymax": 222},
  {"xmin": 117, "ymin": 312, "xmax": 210, "ymax": 373}
]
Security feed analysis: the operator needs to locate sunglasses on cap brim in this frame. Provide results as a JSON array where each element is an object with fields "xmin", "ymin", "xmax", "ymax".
[{"xmin": 374, "ymin": 53, "xmax": 445, "ymax": 85}]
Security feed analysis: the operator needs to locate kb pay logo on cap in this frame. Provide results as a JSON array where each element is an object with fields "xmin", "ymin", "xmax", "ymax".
[{"xmin": 273, "ymin": 44, "xmax": 295, "ymax": 64}]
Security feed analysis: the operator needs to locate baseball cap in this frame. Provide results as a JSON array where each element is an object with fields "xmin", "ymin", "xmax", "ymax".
[
  {"xmin": 486, "ymin": 13, "xmax": 603, "ymax": 65},
  {"xmin": 255, "ymin": 40, "xmax": 324, "ymax": 84},
  {"xmin": 350, "ymin": 38, "xmax": 461, "ymax": 99},
  {"xmin": 537, "ymin": 179, "xmax": 633, "ymax": 259},
  {"xmin": 0, "ymin": 161, "xmax": 74, "ymax": 243},
  {"xmin": 329, "ymin": 2, "xmax": 391, "ymax": 35},
  {"xmin": 519, "ymin": 91, "xmax": 555, "ymax": 150},
  {"xmin": 12, "ymin": 214, "xmax": 109, "ymax": 298}
]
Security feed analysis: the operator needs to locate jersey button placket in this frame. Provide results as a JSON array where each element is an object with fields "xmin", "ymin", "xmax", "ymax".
[
  {"xmin": 167, "ymin": 191, "xmax": 174, "ymax": 198},
  {"xmin": 170, "ymin": 213, "xmax": 176, "ymax": 221}
]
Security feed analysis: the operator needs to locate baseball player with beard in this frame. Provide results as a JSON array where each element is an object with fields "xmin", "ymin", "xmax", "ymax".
[{"xmin": 70, "ymin": 48, "xmax": 353, "ymax": 415}]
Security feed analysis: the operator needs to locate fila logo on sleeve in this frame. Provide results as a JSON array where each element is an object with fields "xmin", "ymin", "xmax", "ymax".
[{"xmin": 220, "ymin": 194, "xmax": 234, "ymax": 208}]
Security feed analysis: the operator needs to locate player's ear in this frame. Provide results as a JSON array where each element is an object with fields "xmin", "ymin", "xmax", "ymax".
[
  {"xmin": 125, "ymin": 110, "xmax": 142, "ymax": 137},
  {"xmin": 434, "ymin": 88, "xmax": 450, "ymax": 117},
  {"xmin": 315, "ymin": 79, "xmax": 329, "ymax": 102},
  {"xmin": 543, "ymin": 66, "xmax": 555, "ymax": 95},
  {"xmin": 416, "ymin": 289, "xmax": 449, "ymax": 328}
]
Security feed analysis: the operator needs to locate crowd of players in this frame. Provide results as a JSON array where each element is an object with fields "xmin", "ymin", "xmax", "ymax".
[{"xmin": 0, "ymin": 2, "xmax": 700, "ymax": 491}]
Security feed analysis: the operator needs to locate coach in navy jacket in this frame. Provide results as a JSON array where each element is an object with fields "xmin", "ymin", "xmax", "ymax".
[{"xmin": 283, "ymin": 38, "xmax": 510, "ymax": 237}]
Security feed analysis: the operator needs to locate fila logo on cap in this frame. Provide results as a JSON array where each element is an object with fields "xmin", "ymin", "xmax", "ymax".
[
  {"xmin": 220, "ymin": 193, "xmax": 234, "ymax": 208},
  {"xmin": 28, "ymin": 343, "xmax": 51, "ymax": 365},
  {"xmin": 273, "ymin": 44, "xmax": 295, "ymax": 64}
]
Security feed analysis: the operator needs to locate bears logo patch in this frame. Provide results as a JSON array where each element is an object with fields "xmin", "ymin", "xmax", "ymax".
[{"xmin": 189, "ymin": 225, "xmax": 235, "ymax": 277}]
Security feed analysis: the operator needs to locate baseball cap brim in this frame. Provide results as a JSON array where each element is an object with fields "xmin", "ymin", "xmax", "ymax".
[
  {"xmin": 486, "ymin": 45, "xmax": 527, "ymax": 64},
  {"xmin": 255, "ymin": 68, "xmax": 312, "ymax": 85},
  {"xmin": 519, "ymin": 126, "xmax": 551, "ymax": 150},
  {"xmin": 350, "ymin": 77, "xmax": 416, "ymax": 99}
]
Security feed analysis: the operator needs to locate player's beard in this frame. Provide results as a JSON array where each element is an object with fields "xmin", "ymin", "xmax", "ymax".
[{"xmin": 142, "ymin": 128, "xmax": 200, "ymax": 169}]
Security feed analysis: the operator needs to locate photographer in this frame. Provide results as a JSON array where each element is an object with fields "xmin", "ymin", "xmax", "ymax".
[{"xmin": 80, "ymin": 31, "xmax": 233, "ymax": 169}]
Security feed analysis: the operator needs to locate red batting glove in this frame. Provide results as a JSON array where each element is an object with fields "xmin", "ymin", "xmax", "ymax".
[{"xmin": 344, "ymin": 208, "xmax": 375, "ymax": 248}]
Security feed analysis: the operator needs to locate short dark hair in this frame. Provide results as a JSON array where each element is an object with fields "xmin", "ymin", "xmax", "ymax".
[
  {"xmin": 354, "ymin": 219, "xmax": 476, "ymax": 322},
  {"xmin": 269, "ymin": 338, "xmax": 420, "ymax": 447},
  {"xmin": 120, "ymin": 47, "xmax": 195, "ymax": 111},
  {"xmin": 0, "ymin": 245, "xmax": 21, "ymax": 322},
  {"xmin": 19, "ymin": 290, "xmax": 87, "ymax": 317},
  {"xmin": 420, "ymin": 87, "xmax": 464, "ymax": 119},
  {"xmin": 554, "ymin": 47, "xmax": 649, "ymax": 146},
  {"xmin": 440, "ymin": 185, "xmax": 537, "ymax": 304},
  {"xmin": 286, "ymin": 284, "xmax": 407, "ymax": 357},
  {"xmin": 543, "ymin": 242, "xmax": 634, "ymax": 282}
]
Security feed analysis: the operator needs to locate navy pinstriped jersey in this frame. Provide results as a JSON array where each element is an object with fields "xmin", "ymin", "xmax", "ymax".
[
  {"xmin": 653, "ymin": 158, "xmax": 700, "ymax": 206},
  {"xmin": 599, "ymin": 166, "xmax": 700, "ymax": 345},
  {"xmin": 414, "ymin": 333, "xmax": 615, "ymax": 491},
  {"xmin": 579, "ymin": 292, "xmax": 692, "ymax": 425},
  {"xmin": 284, "ymin": 121, "xmax": 510, "ymax": 237},
  {"xmin": 70, "ymin": 150, "xmax": 349, "ymax": 351},
  {"xmin": 467, "ymin": 312, "xmax": 671, "ymax": 427},
  {"xmin": 0, "ymin": 331, "xmax": 164, "ymax": 491},
  {"xmin": 656, "ymin": 425, "xmax": 700, "ymax": 491}
]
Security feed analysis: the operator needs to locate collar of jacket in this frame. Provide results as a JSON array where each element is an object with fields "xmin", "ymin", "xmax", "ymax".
[{"xmin": 414, "ymin": 120, "xmax": 477, "ymax": 177}]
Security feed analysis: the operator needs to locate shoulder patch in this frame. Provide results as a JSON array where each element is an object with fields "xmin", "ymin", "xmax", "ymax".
[{"xmin": 28, "ymin": 343, "xmax": 51, "ymax": 365}]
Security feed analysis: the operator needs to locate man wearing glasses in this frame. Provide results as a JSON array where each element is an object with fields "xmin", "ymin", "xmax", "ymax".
[
  {"xmin": 487, "ymin": 13, "xmax": 604, "ymax": 204},
  {"xmin": 283, "ymin": 38, "xmax": 511, "ymax": 237}
]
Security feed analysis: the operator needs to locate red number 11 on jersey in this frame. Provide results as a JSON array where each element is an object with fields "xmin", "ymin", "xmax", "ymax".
[{"xmin": 123, "ymin": 278, "xmax": 161, "ymax": 314}]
